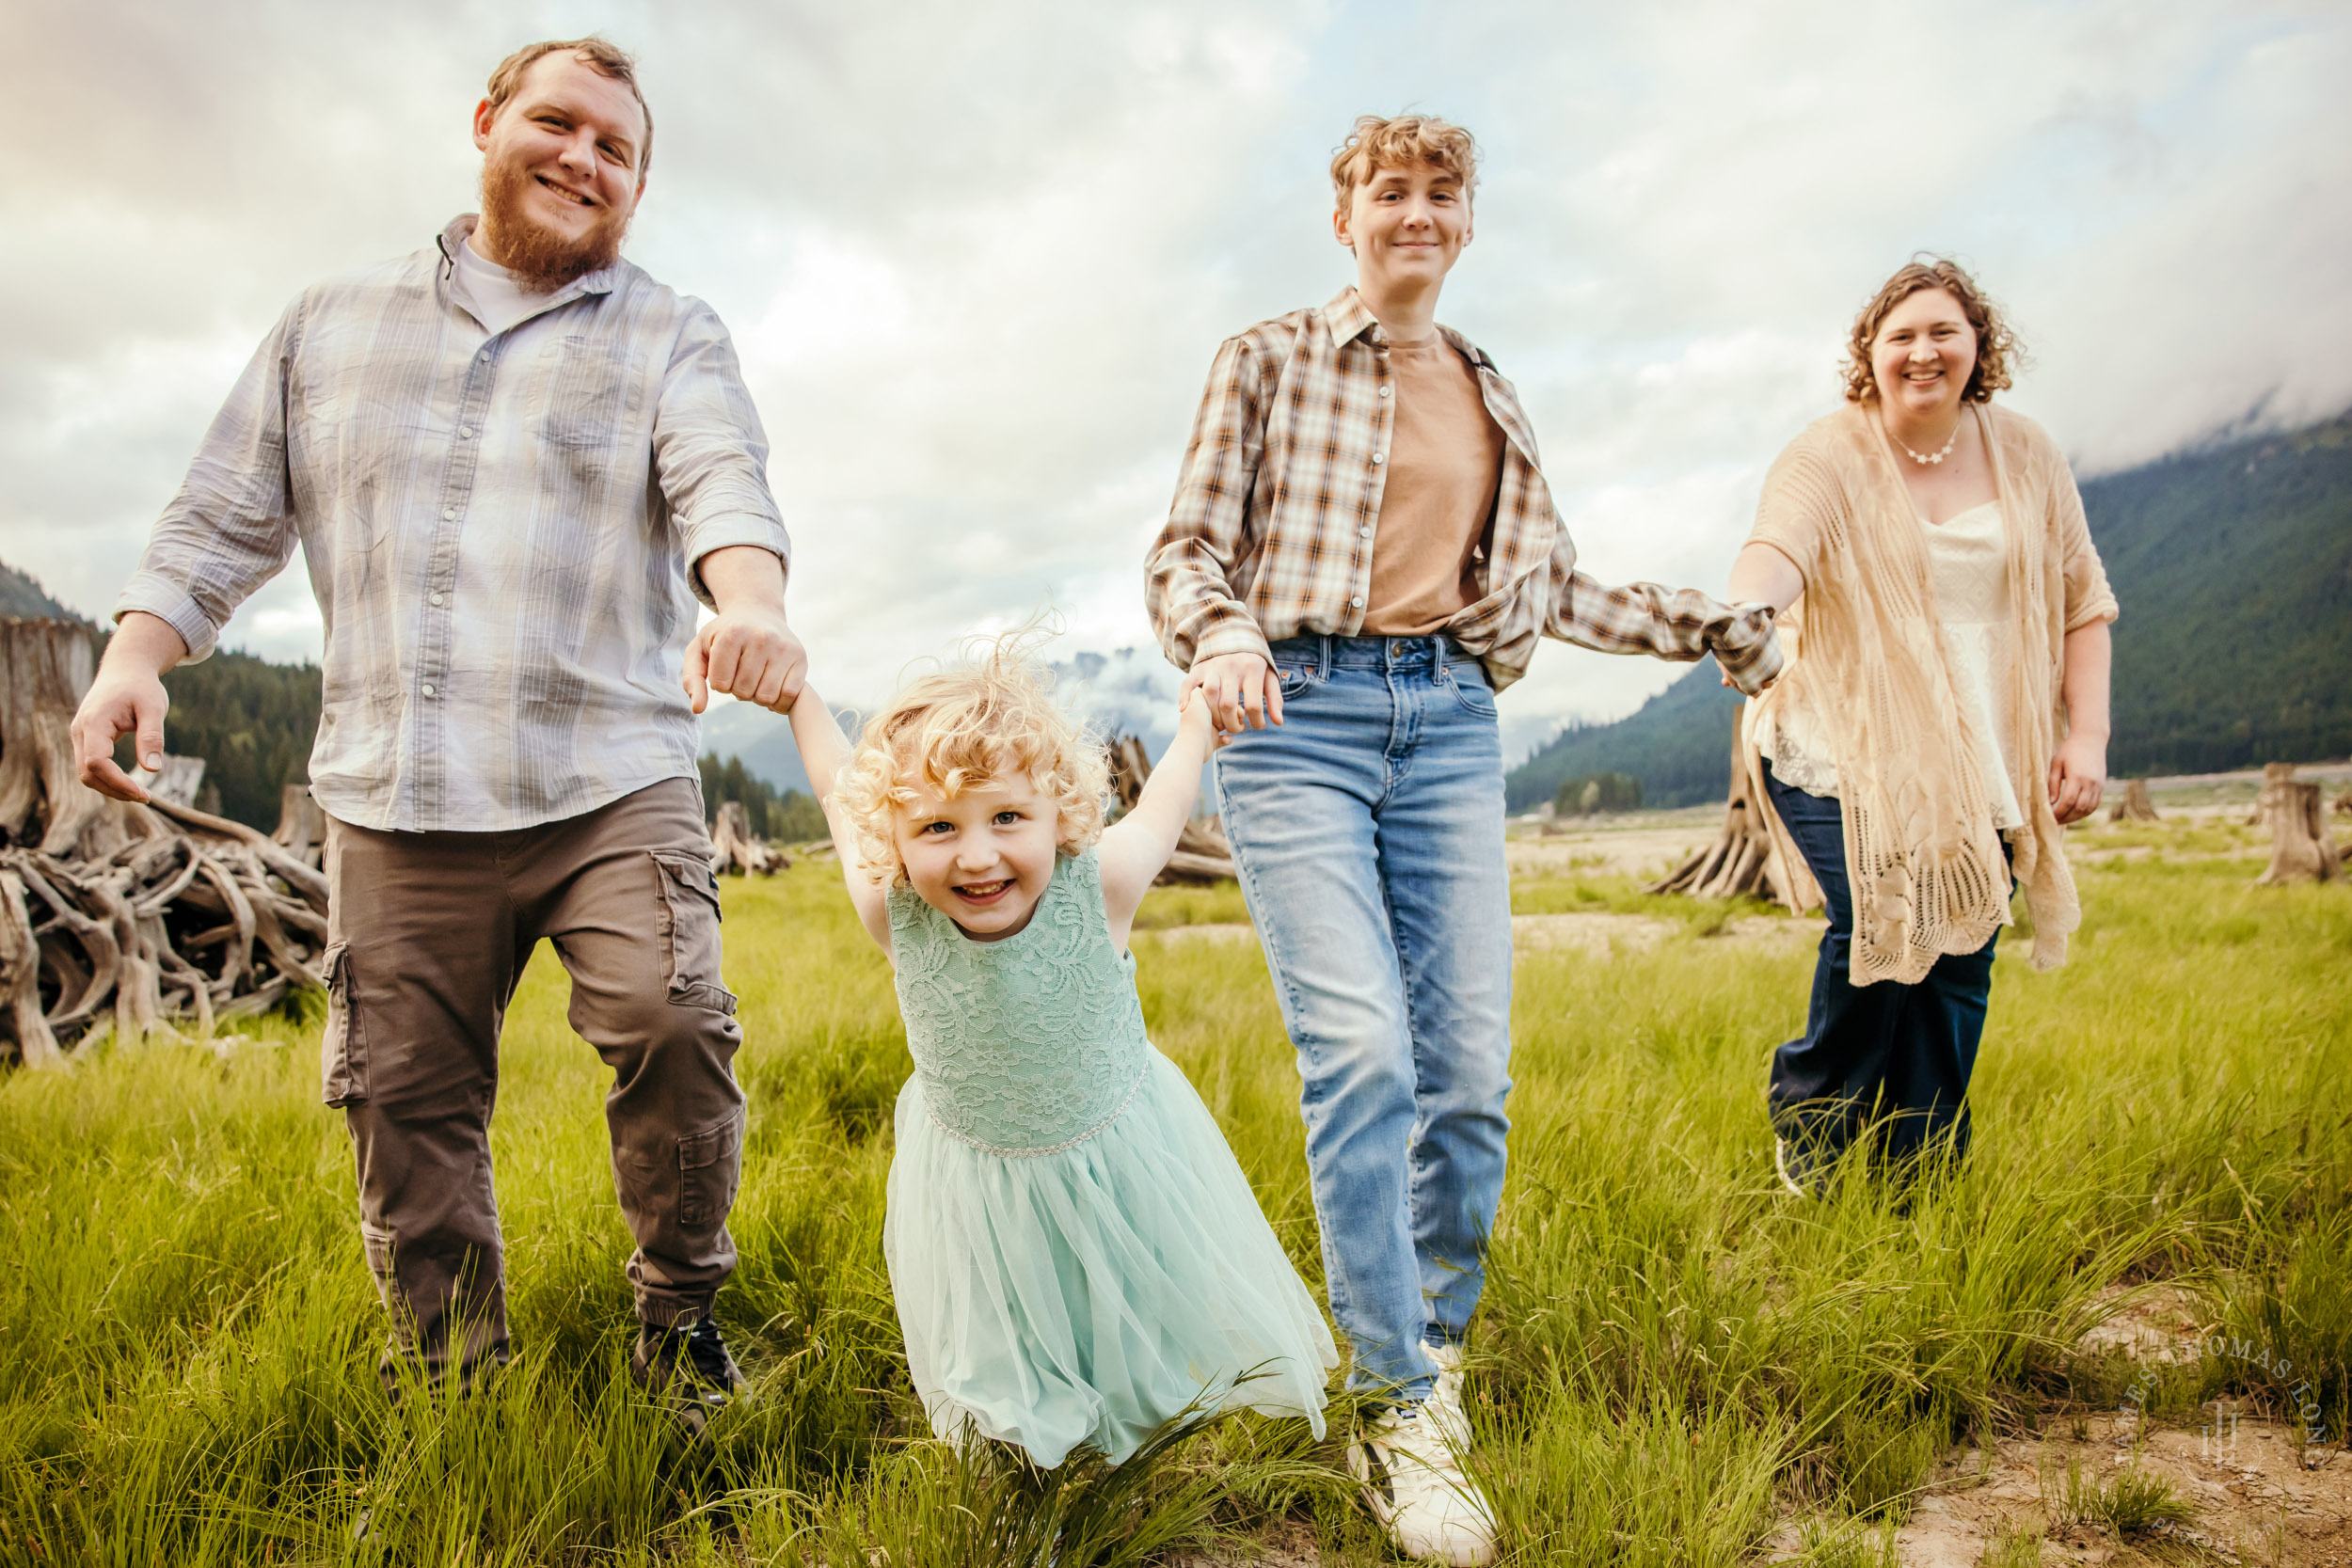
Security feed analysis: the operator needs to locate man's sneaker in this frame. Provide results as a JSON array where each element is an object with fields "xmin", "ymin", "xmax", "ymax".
[
  {"xmin": 1424, "ymin": 1341, "xmax": 1472, "ymax": 1451},
  {"xmin": 1349, "ymin": 1402, "xmax": 1499, "ymax": 1566},
  {"xmin": 629, "ymin": 1315, "xmax": 745, "ymax": 1442}
]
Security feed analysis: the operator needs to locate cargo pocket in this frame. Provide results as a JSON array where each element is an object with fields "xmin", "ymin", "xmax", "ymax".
[
  {"xmin": 650, "ymin": 850, "xmax": 738, "ymax": 1015},
  {"xmin": 321, "ymin": 942, "xmax": 369, "ymax": 1107},
  {"xmin": 676, "ymin": 1109, "xmax": 744, "ymax": 1230}
]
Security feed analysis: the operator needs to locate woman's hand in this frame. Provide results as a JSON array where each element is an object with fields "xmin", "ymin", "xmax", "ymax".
[
  {"xmin": 2048, "ymin": 732, "xmax": 2106, "ymax": 825},
  {"xmin": 2050, "ymin": 620, "xmax": 2112, "ymax": 826},
  {"xmin": 1183, "ymin": 651, "xmax": 1283, "ymax": 734}
]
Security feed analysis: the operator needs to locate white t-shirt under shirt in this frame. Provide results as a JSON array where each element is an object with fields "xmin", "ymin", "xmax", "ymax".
[
  {"xmin": 1759, "ymin": 499, "xmax": 2027, "ymax": 832},
  {"xmin": 449, "ymin": 235, "xmax": 546, "ymax": 337}
]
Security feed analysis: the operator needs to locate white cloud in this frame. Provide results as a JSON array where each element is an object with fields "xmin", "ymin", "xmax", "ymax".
[{"xmin": 4, "ymin": 0, "xmax": 2345, "ymax": 754}]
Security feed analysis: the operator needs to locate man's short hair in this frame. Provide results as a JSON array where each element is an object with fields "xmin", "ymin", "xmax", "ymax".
[
  {"xmin": 1328, "ymin": 114, "xmax": 1479, "ymax": 209},
  {"xmin": 485, "ymin": 37, "xmax": 654, "ymax": 175}
]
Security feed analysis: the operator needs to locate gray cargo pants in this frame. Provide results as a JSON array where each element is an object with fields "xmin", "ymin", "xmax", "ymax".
[{"xmin": 320, "ymin": 777, "xmax": 745, "ymax": 1392}]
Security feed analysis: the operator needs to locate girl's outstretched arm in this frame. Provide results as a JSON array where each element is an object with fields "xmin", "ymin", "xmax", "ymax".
[
  {"xmin": 1098, "ymin": 689, "xmax": 1219, "ymax": 948},
  {"xmin": 786, "ymin": 686, "xmax": 894, "ymax": 955}
]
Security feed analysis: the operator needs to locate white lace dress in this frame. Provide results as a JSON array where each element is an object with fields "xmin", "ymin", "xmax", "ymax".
[{"xmin": 1758, "ymin": 499, "xmax": 2026, "ymax": 831}]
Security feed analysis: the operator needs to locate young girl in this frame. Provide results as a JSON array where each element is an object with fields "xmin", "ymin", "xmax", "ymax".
[{"xmin": 785, "ymin": 638, "xmax": 1336, "ymax": 1467}]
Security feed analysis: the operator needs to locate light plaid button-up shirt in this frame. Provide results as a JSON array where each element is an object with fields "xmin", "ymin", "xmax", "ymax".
[
  {"xmin": 118, "ymin": 216, "xmax": 791, "ymax": 833},
  {"xmin": 1146, "ymin": 288, "xmax": 1780, "ymax": 693}
]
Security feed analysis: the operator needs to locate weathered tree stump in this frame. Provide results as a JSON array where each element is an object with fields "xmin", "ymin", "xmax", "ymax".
[
  {"xmin": 709, "ymin": 800, "xmax": 787, "ymax": 877},
  {"xmin": 2108, "ymin": 778, "xmax": 2160, "ymax": 823},
  {"xmin": 1650, "ymin": 725, "xmax": 1786, "ymax": 903},
  {"xmin": 1107, "ymin": 735, "xmax": 1236, "ymax": 884},
  {"xmin": 0, "ymin": 617, "xmax": 330, "ymax": 1065},
  {"xmin": 2253, "ymin": 766, "xmax": 2340, "ymax": 886},
  {"xmin": 272, "ymin": 784, "xmax": 328, "ymax": 869},
  {"xmin": 2333, "ymin": 786, "xmax": 2351, "ymax": 818},
  {"xmin": 2247, "ymin": 762, "xmax": 2296, "ymax": 826}
]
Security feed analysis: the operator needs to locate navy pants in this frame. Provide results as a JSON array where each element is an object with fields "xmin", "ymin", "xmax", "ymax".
[{"xmin": 1762, "ymin": 763, "xmax": 2001, "ymax": 1176}]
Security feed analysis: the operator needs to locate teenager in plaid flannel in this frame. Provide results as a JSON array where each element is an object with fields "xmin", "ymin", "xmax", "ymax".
[{"xmin": 1145, "ymin": 115, "xmax": 1782, "ymax": 1567}]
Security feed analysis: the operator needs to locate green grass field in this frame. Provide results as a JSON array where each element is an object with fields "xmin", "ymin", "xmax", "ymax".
[{"xmin": 0, "ymin": 818, "xmax": 2345, "ymax": 1565}]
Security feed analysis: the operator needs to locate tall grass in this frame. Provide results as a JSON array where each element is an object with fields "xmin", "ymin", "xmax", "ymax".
[{"xmin": 0, "ymin": 824, "xmax": 2343, "ymax": 1563}]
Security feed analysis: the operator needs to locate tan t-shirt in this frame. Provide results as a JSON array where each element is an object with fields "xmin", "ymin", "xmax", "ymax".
[{"xmin": 1360, "ymin": 335, "xmax": 1506, "ymax": 635}]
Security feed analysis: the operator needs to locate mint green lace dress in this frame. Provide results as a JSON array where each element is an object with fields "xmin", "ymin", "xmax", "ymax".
[{"xmin": 883, "ymin": 848, "xmax": 1335, "ymax": 1467}]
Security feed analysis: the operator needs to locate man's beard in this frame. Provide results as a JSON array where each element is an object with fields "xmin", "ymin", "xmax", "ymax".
[{"xmin": 478, "ymin": 154, "xmax": 630, "ymax": 293}]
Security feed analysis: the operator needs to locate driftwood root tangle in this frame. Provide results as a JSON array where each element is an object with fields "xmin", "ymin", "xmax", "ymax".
[
  {"xmin": 2108, "ymin": 778, "xmax": 2160, "ymax": 823},
  {"xmin": 2252, "ymin": 765, "xmax": 2341, "ymax": 887},
  {"xmin": 708, "ymin": 800, "xmax": 787, "ymax": 877},
  {"xmin": 1107, "ymin": 735, "xmax": 1236, "ymax": 884},
  {"xmin": 1650, "ymin": 724, "xmax": 1786, "ymax": 904},
  {"xmin": 0, "ymin": 618, "xmax": 330, "ymax": 1065}
]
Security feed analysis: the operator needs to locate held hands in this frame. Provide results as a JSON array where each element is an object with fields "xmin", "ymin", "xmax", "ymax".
[
  {"xmin": 1183, "ymin": 651, "xmax": 1283, "ymax": 736},
  {"xmin": 683, "ymin": 602, "xmax": 807, "ymax": 715},
  {"xmin": 2048, "ymin": 732, "xmax": 2106, "ymax": 825},
  {"xmin": 1178, "ymin": 683, "xmax": 1232, "ymax": 750}
]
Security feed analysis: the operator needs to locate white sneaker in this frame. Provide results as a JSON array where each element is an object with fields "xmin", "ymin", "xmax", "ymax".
[
  {"xmin": 1423, "ymin": 1341, "xmax": 1472, "ymax": 1451},
  {"xmin": 1349, "ymin": 1402, "xmax": 1499, "ymax": 1566}
]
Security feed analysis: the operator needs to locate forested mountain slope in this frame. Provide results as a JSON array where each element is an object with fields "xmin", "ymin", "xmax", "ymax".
[{"xmin": 1505, "ymin": 409, "xmax": 2352, "ymax": 811}]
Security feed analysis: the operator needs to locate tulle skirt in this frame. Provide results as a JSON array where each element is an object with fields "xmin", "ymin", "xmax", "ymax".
[{"xmin": 883, "ymin": 1049, "xmax": 1337, "ymax": 1467}]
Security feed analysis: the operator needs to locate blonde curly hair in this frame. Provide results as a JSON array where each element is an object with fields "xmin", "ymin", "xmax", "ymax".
[
  {"xmin": 1328, "ymin": 113, "xmax": 1480, "ymax": 209},
  {"xmin": 834, "ymin": 631, "xmax": 1111, "ymax": 888}
]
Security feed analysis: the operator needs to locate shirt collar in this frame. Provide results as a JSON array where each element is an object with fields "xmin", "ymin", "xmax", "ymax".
[
  {"xmin": 1319, "ymin": 285, "xmax": 1496, "ymax": 373},
  {"xmin": 434, "ymin": 213, "xmax": 620, "ymax": 303},
  {"xmin": 1321, "ymin": 285, "xmax": 1380, "ymax": 346}
]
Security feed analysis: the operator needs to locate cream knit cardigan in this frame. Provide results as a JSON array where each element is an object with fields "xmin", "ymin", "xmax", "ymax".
[{"xmin": 1740, "ymin": 402, "xmax": 2119, "ymax": 986}]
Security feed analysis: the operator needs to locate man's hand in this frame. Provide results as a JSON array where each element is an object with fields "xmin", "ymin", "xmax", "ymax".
[
  {"xmin": 1183, "ymin": 651, "xmax": 1282, "ymax": 735},
  {"xmin": 686, "ymin": 546, "xmax": 805, "ymax": 715},
  {"xmin": 2048, "ymin": 732, "xmax": 2106, "ymax": 826},
  {"xmin": 71, "ymin": 611, "xmax": 188, "ymax": 803},
  {"xmin": 684, "ymin": 603, "xmax": 806, "ymax": 714}
]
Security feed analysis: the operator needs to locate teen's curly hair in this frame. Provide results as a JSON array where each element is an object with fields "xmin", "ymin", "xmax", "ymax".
[
  {"xmin": 1841, "ymin": 257, "xmax": 2023, "ymax": 404},
  {"xmin": 834, "ymin": 629, "xmax": 1111, "ymax": 888}
]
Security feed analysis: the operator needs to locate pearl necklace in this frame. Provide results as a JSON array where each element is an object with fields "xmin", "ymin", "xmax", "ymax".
[{"xmin": 1893, "ymin": 418, "xmax": 1961, "ymax": 466}]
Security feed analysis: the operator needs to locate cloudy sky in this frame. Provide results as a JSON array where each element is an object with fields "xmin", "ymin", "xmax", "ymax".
[{"xmin": 7, "ymin": 0, "xmax": 2348, "ymax": 762}]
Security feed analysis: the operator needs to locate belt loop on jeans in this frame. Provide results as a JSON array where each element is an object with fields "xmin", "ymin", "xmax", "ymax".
[{"xmin": 1316, "ymin": 634, "xmax": 1333, "ymax": 680}]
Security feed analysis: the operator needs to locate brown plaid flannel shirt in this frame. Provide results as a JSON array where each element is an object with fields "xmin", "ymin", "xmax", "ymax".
[{"xmin": 1146, "ymin": 288, "xmax": 1781, "ymax": 693}]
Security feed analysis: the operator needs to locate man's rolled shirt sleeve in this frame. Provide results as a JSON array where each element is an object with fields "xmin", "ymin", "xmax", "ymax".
[
  {"xmin": 113, "ymin": 305, "xmax": 304, "ymax": 663},
  {"xmin": 656, "ymin": 301, "xmax": 791, "ymax": 607}
]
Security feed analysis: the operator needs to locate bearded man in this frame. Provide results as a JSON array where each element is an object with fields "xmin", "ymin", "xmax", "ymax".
[{"xmin": 72, "ymin": 39, "xmax": 796, "ymax": 1432}]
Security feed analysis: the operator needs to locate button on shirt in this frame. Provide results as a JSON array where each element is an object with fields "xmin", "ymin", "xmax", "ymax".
[
  {"xmin": 117, "ymin": 215, "xmax": 791, "ymax": 832},
  {"xmin": 1146, "ymin": 287, "xmax": 1782, "ymax": 693}
]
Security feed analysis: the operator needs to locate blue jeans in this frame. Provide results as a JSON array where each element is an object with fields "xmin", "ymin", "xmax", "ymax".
[
  {"xmin": 1761, "ymin": 762, "xmax": 1999, "ymax": 1176},
  {"xmin": 1213, "ymin": 635, "xmax": 1514, "ymax": 1402}
]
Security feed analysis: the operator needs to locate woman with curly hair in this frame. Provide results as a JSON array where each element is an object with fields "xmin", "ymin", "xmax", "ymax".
[{"xmin": 1725, "ymin": 258, "xmax": 2119, "ymax": 1193}]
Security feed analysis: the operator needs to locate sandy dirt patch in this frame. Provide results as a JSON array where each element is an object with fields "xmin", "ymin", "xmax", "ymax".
[
  {"xmin": 1863, "ymin": 1415, "xmax": 2349, "ymax": 1566},
  {"xmin": 1507, "ymin": 822, "xmax": 1720, "ymax": 880}
]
